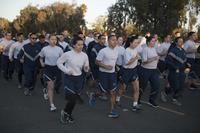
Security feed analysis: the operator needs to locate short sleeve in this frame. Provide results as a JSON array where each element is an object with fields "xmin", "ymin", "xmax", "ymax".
[{"xmin": 96, "ymin": 49, "xmax": 104, "ymax": 61}]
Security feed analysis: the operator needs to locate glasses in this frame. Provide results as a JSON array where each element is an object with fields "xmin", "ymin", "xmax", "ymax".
[{"xmin": 31, "ymin": 37, "xmax": 37, "ymax": 40}]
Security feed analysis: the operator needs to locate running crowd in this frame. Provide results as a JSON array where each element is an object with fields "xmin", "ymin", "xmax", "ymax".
[{"xmin": 0, "ymin": 30, "xmax": 199, "ymax": 124}]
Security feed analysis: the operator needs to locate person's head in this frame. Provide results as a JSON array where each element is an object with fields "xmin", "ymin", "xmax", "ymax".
[
  {"xmin": 72, "ymin": 37, "xmax": 84, "ymax": 52},
  {"xmin": 175, "ymin": 37, "xmax": 184, "ymax": 48},
  {"xmin": 175, "ymin": 31, "xmax": 181, "ymax": 38},
  {"xmin": 30, "ymin": 33, "xmax": 37, "ymax": 44},
  {"xmin": 126, "ymin": 36, "xmax": 139, "ymax": 49},
  {"xmin": 188, "ymin": 31, "xmax": 197, "ymax": 41},
  {"xmin": 88, "ymin": 32, "xmax": 94, "ymax": 38},
  {"xmin": 38, "ymin": 34, "xmax": 46, "ymax": 43},
  {"xmin": 49, "ymin": 34, "xmax": 57, "ymax": 46},
  {"xmin": 17, "ymin": 33, "xmax": 24, "ymax": 42},
  {"xmin": 147, "ymin": 36, "xmax": 156, "ymax": 48},
  {"xmin": 117, "ymin": 36, "xmax": 124, "ymax": 46},
  {"xmin": 153, "ymin": 34, "xmax": 158, "ymax": 41},
  {"xmin": 77, "ymin": 31, "xmax": 84, "ymax": 40},
  {"xmin": 59, "ymin": 34, "xmax": 65, "ymax": 42},
  {"xmin": 5, "ymin": 32, "xmax": 12, "ymax": 40},
  {"xmin": 94, "ymin": 33, "xmax": 100, "ymax": 41},
  {"xmin": 108, "ymin": 35, "xmax": 117, "ymax": 49},
  {"xmin": 63, "ymin": 30, "xmax": 69, "ymax": 37},
  {"xmin": 98, "ymin": 34, "xmax": 106, "ymax": 45},
  {"xmin": 164, "ymin": 35, "xmax": 171, "ymax": 43}
]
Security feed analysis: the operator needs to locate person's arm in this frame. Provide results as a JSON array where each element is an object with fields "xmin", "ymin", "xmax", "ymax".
[
  {"xmin": 142, "ymin": 48, "xmax": 159, "ymax": 64},
  {"xmin": 124, "ymin": 51, "xmax": 138, "ymax": 65},
  {"xmin": 95, "ymin": 49, "xmax": 113, "ymax": 70},
  {"xmin": 83, "ymin": 54, "xmax": 90, "ymax": 72},
  {"xmin": 9, "ymin": 44, "xmax": 16, "ymax": 61},
  {"xmin": 57, "ymin": 53, "xmax": 73, "ymax": 75},
  {"xmin": 17, "ymin": 47, "xmax": 25, "ymax": 63}
]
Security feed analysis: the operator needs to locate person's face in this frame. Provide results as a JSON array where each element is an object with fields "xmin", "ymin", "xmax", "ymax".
[
  {"xmin": 30, "ymin": 34, "xmax": 37, "ymax": 43},
  {"xmin": 177, "ymin": 38, "xmax": 184, "ymax": 48},
  {"xmin": 94, "ymin": 34, "xmax": 99, "ymax": 41},
  {"xmin": 63, "ymin": 30, "xmax": 69, "ymax": 37},
  {"xmin": 175, "ymin": 32, "xmax": 181, "ymax": 38},
  {"xmin": 49, "ymin": 36, "xmax": 57, "ymax": 46},
  {"xmin": 99, "ymin": 36, "xmax": 106, "ymax": 45},
  {"xmin": 6, "ymin": 33, "xmax": 12, "ymax": 40},
  {"xmin": 59, "ymin": 35, "xmax": 64, "ymax": 42},
  {"xmin": 74, "ymin": 40, "xmax": 84, "ymax": 52},
  {"xmin": 165, "ymin": 35, "xmax": 171, "ymax": 43},
  {"xmin": 108, "ymin": 36, "xmax": 117, "ymax": 48},
  {"xmin": 78, "ymin": 34, "xmax": 84, "ymax": 39},
  {"xmin": 154, "ymin": 34, "xmax": 158, "ymax": 41},
  {"xmin": 149, "ymin": 38, "xmax": 156, "ymax": 47},
  {"xmin": 191, "ymin": 33, "xmax": 197, "ymax": 41},
  {"xmin": 18, "ymin": 35, "xmax": 24, "ymax": 42},
  {"xmin": 117, "ymin": 37, "xmax": 123, "ymax": 46},
  {"xmin": 39, "ymin": 38, "xmax": 45, "ymax": 43},
  {"xmin": 130, "ymin": 39, "xmax": 139, "ymax": 48}
]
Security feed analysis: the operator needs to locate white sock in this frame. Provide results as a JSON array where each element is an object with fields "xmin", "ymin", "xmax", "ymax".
[
  {"xmin": 133, "ymin": 101, "xmax": 138, "ymax": 107},
  {"xmin": 51, "ymin": 104, "xmax": 55, "ymax": 107},
  {"xmin": 116, "ymin": 96, "xmax": 121, "ymax": 102}
]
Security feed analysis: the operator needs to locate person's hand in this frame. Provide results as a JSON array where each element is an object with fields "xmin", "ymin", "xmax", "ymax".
[
  {"xmin": 20, "ymin": 59, "xmax": 24, "ymax": 63},
  {"xmin": 105, "ymin": 65, "xmax": 113, "ymax": 70}
]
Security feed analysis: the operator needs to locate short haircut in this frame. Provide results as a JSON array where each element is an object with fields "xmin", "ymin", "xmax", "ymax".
[
  {"xmin": 188, "ymin": 31, "xmax": 195, "ymax": 38},
  {"xmin": 108, "ymin": 34, "xmax": 116, "ymax": 41}
]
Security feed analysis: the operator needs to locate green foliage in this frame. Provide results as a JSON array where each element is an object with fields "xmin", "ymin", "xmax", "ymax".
[{"xmin": 10, "ymin": 2, "xmax": 87, "ymax": 36}]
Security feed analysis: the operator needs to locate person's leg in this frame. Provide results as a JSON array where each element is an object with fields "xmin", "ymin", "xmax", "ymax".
[
  {"xmin": 47, "ymin": 80, "xmax": 55, "ymax": 107},
  {"xmin": 132, "ymin": 79, "xmax": 139, "ymax": 105},
  {"xmin": 23, "ymin": 66, "xmax": 32, "ymax": 95},
  {"xmin": 60, "ymin": 93, "xmax": 77, "ymax": 124},
  {"xmin": 2, "ymin": 55, "xmax": 9, "ymax": 80},
  {"xmin": 149, "ymin": 69, "xmax": 160, "ymax": 107},
  {"xmin": 138, "ymin": 68, "xmax": 150, "ymax": 103}
]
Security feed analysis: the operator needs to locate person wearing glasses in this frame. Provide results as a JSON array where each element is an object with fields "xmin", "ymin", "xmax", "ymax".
[{"xmin": 18, "ymin": 33, "xmax": 41, "ymax": 96}]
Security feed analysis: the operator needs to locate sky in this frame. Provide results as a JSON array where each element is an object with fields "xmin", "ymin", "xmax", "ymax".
[{"xmin": 0, "ymin": 0, "xmax": 116, "ymax": 25}]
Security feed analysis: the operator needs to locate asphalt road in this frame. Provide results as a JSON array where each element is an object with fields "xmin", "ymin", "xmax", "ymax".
[{"xmin": 0, "ymin": 74, "xmax": 200, "ymax": 133}]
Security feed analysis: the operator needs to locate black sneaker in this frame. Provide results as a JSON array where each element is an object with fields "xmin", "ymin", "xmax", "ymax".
[
  {"xmin": 148, "ymin": 100, "xmax": 159, "ymax": 108},
  {"xmin": 68, "ymin": 115, "xmax": 74, "ymax": 123},
  {"xmin": 24, "ymin": 88, "xmax": 29, "ymax": 96},
  {"xmin": 60, "ymin": 110, "xmax": 68, "ymax": 124}
]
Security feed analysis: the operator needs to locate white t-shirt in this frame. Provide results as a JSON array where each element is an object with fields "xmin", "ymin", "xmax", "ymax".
[
  {"xmin": 59, "ymin": 41, "xmax": 69, "ymax": 50},
  {"xmin": 96, "ymin": 46, "xmax": 118, "ymax": 73},
  {"xmin": 123, "ymin": 47, "xmax": 138, "ymax": 69},
  {"xmin": 40, "ymin": 45, "xmax": 63, "ymax": 66},
  {"xmin": 57, "ymin": 50, "xmax": 89, "ymax": 76},
  {"xmin": 9, "ymin": 41, "xmax": 25, "ymax": 59},
  {"xmin": 183, "ymin": 40, "xmax": 197, "ymax": 59},
  {"xmin": 0, "ymin": 39, "xmax": 15, "ymax": 56},
  {"xmin": 156, "ymin": 42, "xmax": 171, "ymax": 61},
  {"xmin": 116, "ymin": 45, "xmax": 125, "ymax": 66},
  {"xmin": 141, "ymin": 47, "xmax": 158, "ymax": 69}
]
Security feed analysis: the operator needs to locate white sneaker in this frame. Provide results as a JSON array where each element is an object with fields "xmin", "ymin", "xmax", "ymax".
[
  {"xmin": 50, "ymin": 104, "xmax": 57, "ymax": 111},
  {"xmin": 44, "ymin": 93, "xmax": 48, "ymax": 100}
]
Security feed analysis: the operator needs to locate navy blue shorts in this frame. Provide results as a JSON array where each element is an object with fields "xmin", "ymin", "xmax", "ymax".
[
  {"xmin": 122, "ymin": 67, "xmax": 138, "ymax": 85},
  {"xmin": 43, "ymin": 65, "xmax": 60, "ymax": 81},
  {"xmin": 63, "ymin": 74, "xmax": 85, "ymax": 95},
  {"xmin": 98, "ymin": 71, "xmax": 117, "ymax": 93}
]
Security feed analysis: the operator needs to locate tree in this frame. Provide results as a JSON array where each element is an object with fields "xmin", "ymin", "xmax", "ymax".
[
  {"xmin": 91, "ymin": 15, "xmax": 108, "ymax": 33},
  {"xmin": 11, "ymin": 2, "xmax": 87, "ymax": 36},
  {"xmin": 0, "ymin": 17, "xmax": 10, "ymax": 33}
]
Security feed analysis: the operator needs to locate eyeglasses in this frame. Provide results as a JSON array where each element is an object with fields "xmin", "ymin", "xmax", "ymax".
[{"xmin": 31, "ymin": 37, "xmax": 37, "ymax": 40}]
